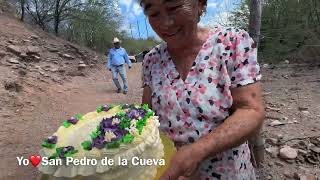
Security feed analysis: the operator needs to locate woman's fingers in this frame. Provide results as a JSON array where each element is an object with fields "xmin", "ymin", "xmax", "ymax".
[{"xmin": 159, "ymin": 162, "xmax": 182, "ymax": 180}]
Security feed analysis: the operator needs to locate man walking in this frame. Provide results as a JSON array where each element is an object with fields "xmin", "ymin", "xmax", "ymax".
[{"xmin": 107, "ymin": 37, "xmax": 132, "ymax": 94}]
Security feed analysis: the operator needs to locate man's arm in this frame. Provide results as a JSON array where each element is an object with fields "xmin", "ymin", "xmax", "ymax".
[
  {"xmin": 107, "ymin": 50, "xmax": 112, "ymax": 70},
  {"xmin": 123, "ymin": 49, "xmax": 132, "ymax": 68}
]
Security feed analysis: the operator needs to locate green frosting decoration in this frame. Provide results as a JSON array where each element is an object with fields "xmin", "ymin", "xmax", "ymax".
[
  {"xmin": 49, "ymin": 153, "xmax": 58, "ymax": 159},
  {"xmin": 64, "ymin": 150, "xmax": 78, "ymax": 157},
  {"xmin": 63, "ymin": 121, "xmax": 72, "ymax": 128},
  {"xmin": 116, "ymin": 110, "xmax": 126, "ymax": 117},
  {"xmin": 142, "ymin": 104, "xmax": 149, "ymax": 111},
  {"xmin": 90, "ymin": 130, "xmax": 101, "ymax": 139},
  {"xmin": 120, "ymin": 116, "xmax": 131, "ymax": 129},
  {"xmin": 42, "ymin": 141, "xmax": 56, "ymax": 149},
  {"xmin": 75, "ymin": 114, "xmax": 84, "ymax": 120},
  {"xmin": 121, "ymin": 134, "xmax": 134, "ymax": 144},
  {"xmin": 81, "ymin": 141, "xmax": 92, "ymax": 151},
  {"xmin": 146, "ymin": 110, "xmax": 154, "ymax": 118},
  {"xmin": 96, "ymin": 106, "xmax": 103, "ymax": 113},
  {"xmin": 109, "ymin": 104, "xmax": 115, "ymax": 109},
  {"xmin": 136, "ymin": 117, "xmax": 147, "ymax": 134},
  {"xmin": 106, "ymin": 141, "xmax": 121, "ymax": 149}
]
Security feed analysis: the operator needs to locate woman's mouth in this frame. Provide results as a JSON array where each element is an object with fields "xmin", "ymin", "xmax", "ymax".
[{"xmin": 162, "ymin": 28, "xmax": 182, "ymax": 38}]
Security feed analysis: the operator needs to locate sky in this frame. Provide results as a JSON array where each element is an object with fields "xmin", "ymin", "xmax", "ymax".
[{"xmin": 118, "ymin": 0, "xmax": 240, "ymax": 40}]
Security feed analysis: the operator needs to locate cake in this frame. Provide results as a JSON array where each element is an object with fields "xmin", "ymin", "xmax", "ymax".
[{"xmin": 38, "ymin": 104, "xmax": 165, "ymax": 180}]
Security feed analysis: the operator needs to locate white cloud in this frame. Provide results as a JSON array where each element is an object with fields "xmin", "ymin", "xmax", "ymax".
[
  {"xmin": 207, "ymin": 2, "xmax": 218, "ymax": 8},
  {"xmin": 119, "ymin": 0, "xmax": 133, "ymax": 12},
  {"xmin": 133, "ymin": 3, "xmax": 143, "ymax": 16}
]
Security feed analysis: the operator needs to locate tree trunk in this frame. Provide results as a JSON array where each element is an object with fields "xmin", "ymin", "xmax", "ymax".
[
  {"xmin": 249, "ymin": 0, "xmax": 262, "ymax": 45},
  {"xmin": 54, "ymin": 0, "xmax": 60, "ymax": 35},
  {"xmin": 20, "ymin": 0, "xmax": 25, "ymax": 21},
  {"xmin": 248, "ymin": 0, "xmax": 264, "ymax": 168}
]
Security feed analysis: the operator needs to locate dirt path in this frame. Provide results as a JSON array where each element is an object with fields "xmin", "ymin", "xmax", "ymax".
[{"xmin": 0, "ymin": 64, "xmax": 143, "ymax": 180}]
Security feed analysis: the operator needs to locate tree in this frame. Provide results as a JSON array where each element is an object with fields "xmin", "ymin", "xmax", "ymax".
[
  {"xmin": 53, "ymin": 0, "xmax": 84, "ymax": 35},
  {"xmin": 25, "ymin": 0, "xmax": 55, "ymax": 30},
  {"xmin": 19, "ymin": 0, "xmax": 25, "ymax": 21},
  {"xmin": 247, "ymin": 0, "xmax": 264, "ymax": 168}
]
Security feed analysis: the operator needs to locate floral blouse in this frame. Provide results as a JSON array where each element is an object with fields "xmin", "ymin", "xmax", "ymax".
[{"xmin": 143, "ymin": 26, "xmax": 261, "ymax": 180}]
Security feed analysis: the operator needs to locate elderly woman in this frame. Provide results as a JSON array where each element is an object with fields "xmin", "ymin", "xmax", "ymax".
[{"xmin": 141, "ymin": 0, "xmax": 265, "ymax": 179}]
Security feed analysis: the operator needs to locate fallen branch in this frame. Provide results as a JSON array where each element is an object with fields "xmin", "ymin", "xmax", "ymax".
[
  {"xmin": 266, "ymin": 106, "xmax": 281, "ymax": 111},
  {"xmin": 280, "ymin": 135, "xmax": 320, "ymax": 145},
  {"xmin": 265, "ymin": 115, "xmax": 282, "ymax": 120}
]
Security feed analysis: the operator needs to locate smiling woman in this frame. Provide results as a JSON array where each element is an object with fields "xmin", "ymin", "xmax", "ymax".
[{"xmin": 141, "ymin": 0, "xmax": 265, "ymax": 180}]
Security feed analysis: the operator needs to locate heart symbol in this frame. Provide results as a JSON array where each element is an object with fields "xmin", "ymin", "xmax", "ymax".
[{"xmin": 29, "ymin": 155, "xmax": 42, "ymax": 167}]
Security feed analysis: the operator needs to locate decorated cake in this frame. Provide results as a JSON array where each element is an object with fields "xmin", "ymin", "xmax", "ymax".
[{"xmin": 38, "ymin": 104, "xmax": 166, "ymax": 180}]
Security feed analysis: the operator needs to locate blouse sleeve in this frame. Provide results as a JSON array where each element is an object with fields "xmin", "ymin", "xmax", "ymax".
[{"xmin": 229, "ymin": 29, "xmax": 262, "ymax": 89}]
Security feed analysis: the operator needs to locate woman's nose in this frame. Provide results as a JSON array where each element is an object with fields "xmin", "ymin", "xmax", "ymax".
[{"xmin": 161, "ymin": 13, "xmax": 175, "ymax": 29}]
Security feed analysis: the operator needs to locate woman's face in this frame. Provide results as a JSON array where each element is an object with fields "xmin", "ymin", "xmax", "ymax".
[{"xmin": 141, "ymin": 0, "xmax": 205, "ymax": 45}]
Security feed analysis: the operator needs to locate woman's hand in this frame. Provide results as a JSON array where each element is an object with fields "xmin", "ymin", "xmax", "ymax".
[{"xmin": 160, "ymin": 143, "xmax": 204, "ymax": 180}]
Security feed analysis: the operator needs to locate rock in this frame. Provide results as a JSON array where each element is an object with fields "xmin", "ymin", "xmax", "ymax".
[
  {"xmin": 263, "ymin": 63, "xmax": 269, "ymax": 68},
  {"xmin": 7, "ymin": 57, "xmax": 20, "ymax": 64},
  {"xmin": 284, "ymin": 59, "xmax": 290, "ymax": 64},
  {"xmin": 60, "ymin": 53, "xmax": 74, "ymax": 59},
  {"xmin": 4, "ymin": 80, "xmax": 22, "ymax": 92},
  {"xmin": 32, "ymin": 55, "xmax": 41, "ymax": 62},
  {"xmin": 276, "ymin": 134, "xmax": 284, "ymax": 140},
  {"xmin": 8, "ymin": 39, "xmax": 19, "ymax": 44},
  {"xmin": 30, "ymin": 35, "xmax": 39, "ymax": 39},
  {"xmin": 18, "ymin": 70, "xmax": 27, "ymax": 76},
  {"xmin": 266, "ymin": 146, "xmax": 279, "ymax": 158},
  {"xmin": 53, "ymin": 61, "xmax": 59, "ymax": 64},
  {"xmin": 310, "ymin": 145, "xmax": 320, "ymax": 153},
  {"xmin": 7, "ymin": 45, "xmax": 22, "ymax": 55},
  {"xmin": 298, "ymin": 174, "xmax": 316, "ymax": 180},
  {"xmin": 50, "ymin": 68, "xmax": 58, "ymax": 72},
  {"xmin": 298, "ymin": 107, "xmax": 309, "ymax": 111},
  {"xmin": 0, "ymin": 50, "xmax": 6, "ymax": 57},
  {"xmin": 20, "ymin": 53, "xmax": 27, "ymax": 59},
  {"xmin": 19, "ymin": 63, "xmax": 27, "ymax": 69},
  {"xmin": 26, "ymin": 46, "xmax": 41, "ymax": 55},
  {"xmin": 47, "ymin": 47, "xmax": 59, "ymax": 53},
  {"xmin": 275, "ymin": 161, "xmax": 284, "ymax": 167},
  {"xmin": 284, "ymin": 170, "xmax": 293, "ymax": 178},
  {"xmin": 269, "ymin": 120, "xmax": 285, "ymax": 127},
  {"xmin": 297, "ymin": 149, "xmax": 308, "ymax": 155},
  {"xmin": 78, "ymin": 63, "xmax": 86, "ymax": 70},
  {"xmin": 23, "ymin": 39, "xmax": 31, "ymax": 43},
  {"xmin": 301, "ymin": 111, "xmax": 310, "ymax": 115},
  {"xmin": 280, "ymin": 146, "xmax": 298, "ymax": 160},
  {"xmin": 266, "ymin": 138, "xmax": 279, "ymax": 146}
]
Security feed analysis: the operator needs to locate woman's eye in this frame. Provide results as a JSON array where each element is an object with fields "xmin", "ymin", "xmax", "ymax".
[
  {"xmin": 168, "ymin": 5, "xmax": 181, "ymax": 11},
  {"xmin": 149, "ymin": 12, "xmax": 160, "ymax": 17}
]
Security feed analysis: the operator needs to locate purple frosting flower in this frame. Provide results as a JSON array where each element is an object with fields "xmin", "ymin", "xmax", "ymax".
[
  {"xmin": 47, "ymin": 135, "xmax": 57, "ymax": 144},
  {"xmin": 67, "ymin": 117, "xmax": 79, "ymax": 124},
  {"xmin": 113, "ymin": 129, "xmax": 128, "ymax": 141},
  {"xmin": 127, "ymin": 109, "xmax": 140, "ymax": 119},
  {"xmin": 102, "ymin": 105, "xmax": 109, "ymax": 111},
  {"xmin": 92, "ymin": 135, "xmax": 106, "ymax": 149},
  {"xmin": 59, "ymin": 146, "xmax": 75, "ymax": 158},
  {"xmin": 100, "ymin": 118, "xmax": 118, "ymax": 133}
]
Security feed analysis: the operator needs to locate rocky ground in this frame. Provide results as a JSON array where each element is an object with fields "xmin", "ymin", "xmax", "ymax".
[{"xmin": 0, "ymin": 14, "xmax": 319, "ymax": 180}]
